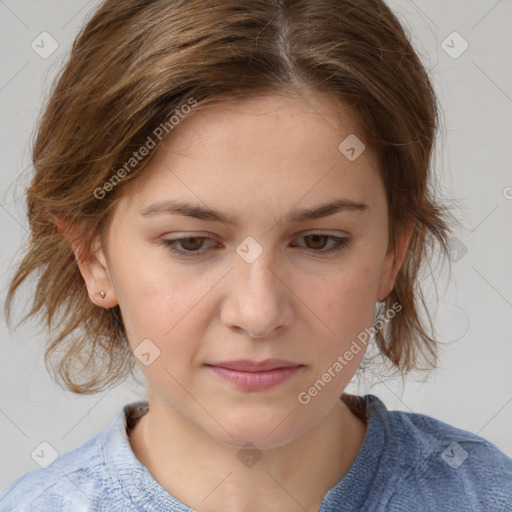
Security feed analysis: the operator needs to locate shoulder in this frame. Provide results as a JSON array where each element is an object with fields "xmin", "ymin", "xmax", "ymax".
[
  {"xmin": 0, "ymin": 409, "xmax": 128, "ymax": 512},
  {"xmin": 374, "ymin": 398, "xmax": 512, "ymax": 510}
]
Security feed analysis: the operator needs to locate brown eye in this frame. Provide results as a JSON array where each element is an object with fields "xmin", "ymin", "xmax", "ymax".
[
  {"xmin": 161, "ymin": 236, "xmax": 214, "ymax": 257},
  {"xmin": 303, "ymin": 234, "xmax": 329, "ymax": 250},
  {"xmin": 178, "ymin": 237, "xmax": 204, "ymax": 251},
  {"xmin": 293, "ymin": 234, "xmax": 350, "ymax": 254},
  {"xmin": 162, "ymin": 233, "xmax": 350, "ymax": 259}
]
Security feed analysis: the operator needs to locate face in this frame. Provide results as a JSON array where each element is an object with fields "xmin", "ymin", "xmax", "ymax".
[{"xmin": 79, "ymin": 91, "xmax": 411, "ymax": 449}]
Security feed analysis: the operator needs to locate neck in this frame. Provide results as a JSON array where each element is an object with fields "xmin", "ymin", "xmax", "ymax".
[{"xmin": 129, "ymin": 394, "xmax": 367, "ymax": 512}]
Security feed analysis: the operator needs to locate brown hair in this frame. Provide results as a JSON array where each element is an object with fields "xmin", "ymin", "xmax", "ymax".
[{"xmin": 5, "ymin": 0, "xmax": 459, "ymax": 394}]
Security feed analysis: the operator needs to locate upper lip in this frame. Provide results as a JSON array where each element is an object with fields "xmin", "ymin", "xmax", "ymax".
[{"xmin": 207, "ymin": 359, "xmax": 302, "ymax": 372}]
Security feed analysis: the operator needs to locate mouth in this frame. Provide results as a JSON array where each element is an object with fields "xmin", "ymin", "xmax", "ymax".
[{"xmin": 204, "ymin": 359, "xmax": 304, "ymax": 391}]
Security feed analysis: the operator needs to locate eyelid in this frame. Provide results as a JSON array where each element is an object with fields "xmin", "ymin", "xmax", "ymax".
[{"xmin": 160, "ymin": 231, "xmax": 351, "ymax": 258}]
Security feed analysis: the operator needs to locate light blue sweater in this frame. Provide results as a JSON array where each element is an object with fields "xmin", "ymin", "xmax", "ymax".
[{"xmin": 1, "ymin": 394, "xmax": 511, "ymax": 511}]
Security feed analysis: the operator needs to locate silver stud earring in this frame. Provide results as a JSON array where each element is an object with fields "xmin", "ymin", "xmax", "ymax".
[{"xmin": 100, "ymin": 291, "xmax": 106, "ymax": 298}]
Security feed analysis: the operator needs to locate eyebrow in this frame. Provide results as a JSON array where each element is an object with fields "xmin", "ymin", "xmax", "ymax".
[{"xmin": 140, "ymin": 198, "xmax": 369, "ymax": 225}]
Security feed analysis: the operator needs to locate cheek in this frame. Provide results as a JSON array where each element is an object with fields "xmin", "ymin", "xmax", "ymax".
[
  {"xmin": 107, "ymin": 244, "xmax": 184, "ymax": 338},
  {"xmin": 299, "ymin": 262, "xmax": 380, "ymax": 333},
  {"xmin": 296, "ymin": 275, "xmax": 375, "ymax": 401},
  {"xmin": 109, "ymin": 247, "xmax": 222, "ymax": 365}
]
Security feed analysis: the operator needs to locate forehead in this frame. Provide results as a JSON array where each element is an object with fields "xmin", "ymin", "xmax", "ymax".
[
  {"xmin": 163, "ymin": 92, "xmax": 365, "ymax": 158},
  {"xmin": 116, "ymin": 92, "xmax": 383, "ymax": 219}
]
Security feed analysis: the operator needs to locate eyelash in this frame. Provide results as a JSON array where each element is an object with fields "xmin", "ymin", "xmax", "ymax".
[{"xmin": 160, "ymin": 234, "xmax": 350, "ymax": 258}]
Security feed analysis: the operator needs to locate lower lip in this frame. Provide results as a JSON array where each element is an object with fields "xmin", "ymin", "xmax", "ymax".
[{"xmin": 206, "ymin": 365, "xmax": 302, "ymax": 391}]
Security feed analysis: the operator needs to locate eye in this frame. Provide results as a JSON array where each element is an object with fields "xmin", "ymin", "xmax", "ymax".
[
  {"xmin": 292, "ymin": 233, "xmax": 350, "ymax": 253},
  {"xmin": 161, "ymin": 236, "xmax": 214, "ymax": 256},
  {"xmin": 160, "ymin": 233, "xmax": 350, "ymax": 258}
]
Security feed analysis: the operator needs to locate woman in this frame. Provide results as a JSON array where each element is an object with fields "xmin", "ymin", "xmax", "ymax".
[{"xmin": 1, "ymin": 0, "xmax": 511, "ymax": 510}]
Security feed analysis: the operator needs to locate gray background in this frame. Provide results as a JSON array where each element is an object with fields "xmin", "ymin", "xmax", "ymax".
[{"xmin": 1, "ymin": 0, "xmax": 511, "ymax": 491}]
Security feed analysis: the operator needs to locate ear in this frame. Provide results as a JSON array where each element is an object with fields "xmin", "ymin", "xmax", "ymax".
[
  {"xmin": 376, "ymin": 217, "xmax": 414, "ymax": 302},
  {"xmin": 59, "ymin": 219, "xmax": 119, "ymax": 308}
]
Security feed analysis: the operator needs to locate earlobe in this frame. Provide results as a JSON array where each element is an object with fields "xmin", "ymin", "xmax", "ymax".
[
  {"xmin": 377, "ymin": 218, "xmax": 414, "ymax": 302},
  {"xmin": 59, "ymin": 220, "xmax": 118, "ymax": 308},
  {"xmin": 80, "ymin": 238, "xmax": 119, "ymax": 308}
]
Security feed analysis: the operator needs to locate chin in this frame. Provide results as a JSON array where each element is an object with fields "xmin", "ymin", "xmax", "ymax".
[{"xmin": 202, "ymin": 411, "xmax": 308, "ymax": 451}]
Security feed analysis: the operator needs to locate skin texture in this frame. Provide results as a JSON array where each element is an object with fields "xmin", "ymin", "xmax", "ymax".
[{"xmin": 71, "ymin": 91, "xmax": 413, "ymax": 512}]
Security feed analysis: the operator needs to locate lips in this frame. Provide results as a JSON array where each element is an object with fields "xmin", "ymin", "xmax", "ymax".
[
  {"xmin": 206, "ymin": 359, "xmax": 301, "ymax": 372},
  {"xmin": 205, "ymin": 359, "xmax": 303, "ymax": 391}
]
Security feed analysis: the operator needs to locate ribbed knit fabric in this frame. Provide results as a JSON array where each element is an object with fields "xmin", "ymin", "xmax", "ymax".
[{"xmin": 1, "ymin": 394, "xmax": 511, "ymax": 511}]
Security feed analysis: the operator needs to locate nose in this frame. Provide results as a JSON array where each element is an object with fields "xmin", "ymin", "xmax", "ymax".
[{"xmin": 220, "ymin": 250, "xmax": 294, "ymax": 339}]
